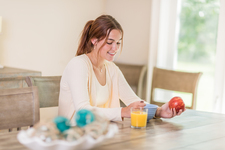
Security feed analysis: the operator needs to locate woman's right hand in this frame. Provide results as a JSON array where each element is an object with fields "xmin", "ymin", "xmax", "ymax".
[{"xmin": 121, "ymin": 101, "xmax": 146, "ymax": 118}]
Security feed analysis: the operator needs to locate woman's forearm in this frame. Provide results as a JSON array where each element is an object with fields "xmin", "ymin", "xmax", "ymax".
[{"xmin": 121, "ymin": 107, "xmax": 130, "ymax": 118}]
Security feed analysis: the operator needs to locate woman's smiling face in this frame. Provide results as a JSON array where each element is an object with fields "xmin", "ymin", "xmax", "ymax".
[{"xmin": 95, "ymin": 29, "xmax": 122, "ymax": 62}]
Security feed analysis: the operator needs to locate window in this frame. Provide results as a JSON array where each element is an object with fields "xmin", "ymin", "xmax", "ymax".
[{"xmin": 176, "ymin": 0, "xmax": 220, "ymax": 112}]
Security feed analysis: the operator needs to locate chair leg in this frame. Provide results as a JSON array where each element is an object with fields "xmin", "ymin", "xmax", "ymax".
[{"xmin": 9, "ymin": 128, "xmax": 12, "ymax": 132}]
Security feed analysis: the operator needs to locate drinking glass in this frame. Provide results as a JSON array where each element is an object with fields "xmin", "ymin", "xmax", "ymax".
[{"xmin": 130, "ymin": 107, "xmax": 148, "ymax": 129}]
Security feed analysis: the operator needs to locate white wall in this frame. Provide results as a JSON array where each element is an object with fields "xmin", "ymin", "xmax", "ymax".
[
  {"xmin": 0, "ymin": 0, "xmax": 107, "ymax": 121},
  {"xmin": 0, "ymin": 0, "xmax": 151, "ymax": 75},
  {"xmin": 0, "ymin": 0, "xmax": 152, "ymax": 121},
  {"xmin": 105, "ymin": 0, "xmax": 152, "ymax": 65},
  {"xmin": 0, "ymin": 0, "xmax": 105, "ymax": 76}
]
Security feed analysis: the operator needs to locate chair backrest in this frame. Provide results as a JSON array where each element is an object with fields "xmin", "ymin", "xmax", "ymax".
[
  {"xmin": 0, "ymin": 77, "xmax": 28, "ymax": 89},
  {"xmin": 0, "ymin": 86, "xmax": 40, "ymax": 132},
  {"xmin": 25, "ymin": 76, "xmax": 61, "ymax": 108},
  {"xmin": 150, "ymin": 67, "xmax": 202, "ymax": 109},
  {"xmin": 115, "ymin": 63, "xmax": 147, "ymax": 99}
]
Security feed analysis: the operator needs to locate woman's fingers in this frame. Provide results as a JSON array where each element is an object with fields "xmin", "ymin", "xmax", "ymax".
[
  {"xmin": 139, "ymin": 101, "xmax": 146, "ymax": 107},
  {"xmin": 178, "ymin": 109, "xmax": 183, "ymax": 115},
  {"xmin": 123, "ymin": 101, "xmax": 148, "ymax": 118},
  {"xmin": 129, "ymin": 101, "xmax": 146, "ymax": 109},
  {"xmin": 177, "ymin": 108, "xmax": 185, "ymax": 115},
  {"xmin": 172, "ymin": 108, "xmax": 177, "ymax": 117}
]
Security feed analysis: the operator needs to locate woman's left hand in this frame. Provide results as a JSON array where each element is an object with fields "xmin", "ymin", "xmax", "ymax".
[{"xmin": 156, "ymin": 102, "xmax": 186, "ymax": 118}]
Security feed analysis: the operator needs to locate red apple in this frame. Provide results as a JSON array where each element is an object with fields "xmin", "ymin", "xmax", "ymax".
[{"xmin": 169, "ymin": 97, "xmax": 185, "ymax": 113}]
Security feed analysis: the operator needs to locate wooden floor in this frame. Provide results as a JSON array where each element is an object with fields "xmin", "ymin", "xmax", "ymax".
[{"xmin": 1, "ymin": 109, "xmax": 225, "ymax": 150}]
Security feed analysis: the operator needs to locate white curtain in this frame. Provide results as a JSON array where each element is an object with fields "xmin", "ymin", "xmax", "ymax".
[
  {"xmin": 213, "ymin": 0, "xmax": 225, "ymax": 114},
  {"xmin": 146, "ymin": 0, "xmax": 160, "ymax": 103},
  {"xmin": 0, "ymin": 16, "xmax": 3, "ymax": 68},
  {"xmin": 156, "ymin": 0, "xmax": 180, "ymax": 70},
  {"xmin": 146, "ymin": 0, "xmax": 180, "ymax": 103}
]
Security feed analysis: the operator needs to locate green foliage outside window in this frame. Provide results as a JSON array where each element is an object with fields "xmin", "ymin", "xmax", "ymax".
[{"xmin": 178, "ymin": 0, "xmax": 220, "ymax": 63}]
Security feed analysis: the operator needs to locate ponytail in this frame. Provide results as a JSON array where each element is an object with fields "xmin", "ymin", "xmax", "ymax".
[{"xmin": 76, "ymin": 20, "xmax": 94, "ymax": 56}]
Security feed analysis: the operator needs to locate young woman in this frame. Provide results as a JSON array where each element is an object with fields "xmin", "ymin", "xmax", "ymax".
[{"xmin": 58, "ymin": 15, "xmax": 184, "ymax": 123}]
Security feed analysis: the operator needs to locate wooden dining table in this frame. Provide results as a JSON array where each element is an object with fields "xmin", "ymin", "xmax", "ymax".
[{"xmin": 1, "ymin": 109, "xmax": 225, "ymax": 150}]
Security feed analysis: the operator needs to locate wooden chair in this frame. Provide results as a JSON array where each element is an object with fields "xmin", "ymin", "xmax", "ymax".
[
  {"xmin": 115, "ymin": 63, "xmax": 147, "ymax": 107},
  {"xmin": 25, "ymin": 76, "xmax": 61, "ymax": 108},
  {"xmin": 150, "ymin": 67, "xmax": 202, "ymax": 109},
  {"xmin": 0, "ymin": 77, "xmax": 28, "ymax": 89},
  {"xmin": 116, "ymin": 63, "xmax": 147, "ymax": 99},
  {"xmin": 0, "ymin": 86, "xmax": 40, "ymax": 132}
]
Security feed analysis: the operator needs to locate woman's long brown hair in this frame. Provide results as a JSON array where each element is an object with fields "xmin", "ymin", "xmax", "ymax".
[{"xmin": 76, "ymin": 15, "xmax": 123, "ymax": 56}]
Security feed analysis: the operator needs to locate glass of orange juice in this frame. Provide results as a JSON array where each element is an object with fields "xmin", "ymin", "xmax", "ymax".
[{"xmin": 131, "ymin": 107, "xmax": 148, "ymax": 129}]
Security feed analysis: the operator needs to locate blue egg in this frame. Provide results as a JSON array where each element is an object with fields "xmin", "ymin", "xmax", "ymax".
[
  {"xmin": 53, "ymin": 116, "xmax": 71, "ymax": 132},
  {"xmin": 75, "ymin": 109, "xmax": 95, "ymax": 127}
]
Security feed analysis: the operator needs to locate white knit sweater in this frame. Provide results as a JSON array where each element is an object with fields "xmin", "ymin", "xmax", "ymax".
[{"xmin": 58, "ymin": 54, "xmax": 156, "ymax": 121}]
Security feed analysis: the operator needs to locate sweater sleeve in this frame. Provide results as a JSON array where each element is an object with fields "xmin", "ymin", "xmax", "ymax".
[
  {"xmin": 116, "ymin": 65, "xmax": 142, "ymax": 105},
  {"xmin": 64, "ymin": 58, "xmax": 122, "ymax": 121}
]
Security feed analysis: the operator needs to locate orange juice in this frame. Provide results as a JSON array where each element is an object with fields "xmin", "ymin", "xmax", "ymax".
[{"xmin": 131, "ymin": 111, "xmax": 147, "ymax": 128}]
